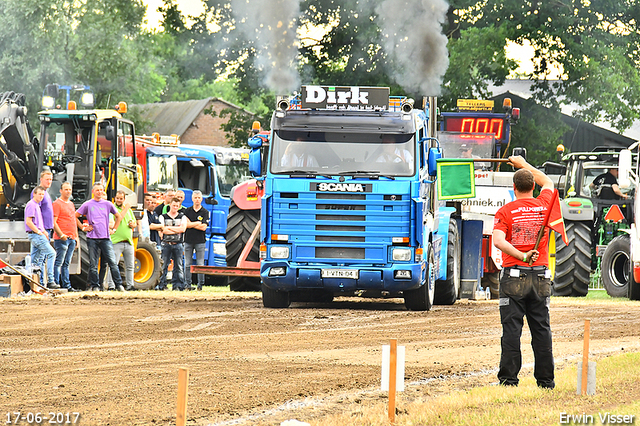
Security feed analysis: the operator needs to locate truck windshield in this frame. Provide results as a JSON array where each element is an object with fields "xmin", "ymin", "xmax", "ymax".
[
  {"xmin": 216, "ymin": 162, "xmax": 251, "ymax": 197},
  {"xmin": 147, "ymin": 155, "xmax": 178, "ymax": 192},
  {"xmin": 270, "ymin": 130, "xmax": 415, "ymax": 176}
]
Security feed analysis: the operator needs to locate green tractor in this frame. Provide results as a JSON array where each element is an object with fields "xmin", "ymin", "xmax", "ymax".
[{"xmin": 553, "ymin": 148, "xmax": 635, "ymax": 297}]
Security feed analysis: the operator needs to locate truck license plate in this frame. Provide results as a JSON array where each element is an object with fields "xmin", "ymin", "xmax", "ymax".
[{"xmin": 321, "ymin": 269, "xmax": 359, "ymax": 279}]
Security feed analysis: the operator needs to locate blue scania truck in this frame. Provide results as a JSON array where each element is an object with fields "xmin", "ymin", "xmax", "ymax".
[{"xmin": 248, "ymin": 85, "xmax": 483, "ymax": 309}]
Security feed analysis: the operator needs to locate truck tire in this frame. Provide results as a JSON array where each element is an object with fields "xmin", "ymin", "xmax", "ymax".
[
  {"xmin": 434, "ymin": 218, "xmax": 460, "ymax": 305},
  {"xmin": 133, "ymin": 239, "xmax": 162, "ymax": 290},
  {"xmin": 404, "ymin": 243, "xmax": 435, "ymax": 311},
  {"xmin": 601, "ymin": 235, "xmax": 630, "ymax": 298},
  {"xmin": 481, "ymin": 272, "xmax": 500, "ymax": 299},
  {"xmin": 226, "ymin": 201, "xmax": 261, "ymax": 292},
  {"xmin": 262, "ymin": 283, "xmax": 290, "ymax": 308},
  {"xmin": 553, "ymin": 221, "xmax": 591, "ymax": 297}
]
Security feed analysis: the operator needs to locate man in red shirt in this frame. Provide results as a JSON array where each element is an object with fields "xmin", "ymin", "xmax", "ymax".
[
  {"xmin": 492, "ymin": 155, "xmax": 555, "ymax": 390},
  {"xmin": 53, "ymin": 182, "xmax": 82, "ymax": 291}
]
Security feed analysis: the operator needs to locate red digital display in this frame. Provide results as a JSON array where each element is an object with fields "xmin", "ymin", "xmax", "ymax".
[{"xmin": 443, "ymin": 117, "xmax": 505, "ymax": 140}]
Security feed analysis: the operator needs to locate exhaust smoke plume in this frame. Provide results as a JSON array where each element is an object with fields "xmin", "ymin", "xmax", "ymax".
[
  {"xmin": 376, "ymin": 0, "xmax": 450, "ymax": 96},
  {"xmin": 231, "ymin": 0, "xmax": 300, "ymax": 93}
]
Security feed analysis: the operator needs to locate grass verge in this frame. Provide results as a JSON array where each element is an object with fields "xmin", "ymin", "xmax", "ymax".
[{"xmin": 309, "ymin": 351, "xmax": 640, "ymax": 426}]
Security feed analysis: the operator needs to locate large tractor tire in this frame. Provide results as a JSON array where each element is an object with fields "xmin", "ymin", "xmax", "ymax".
[
  {"xmin": 133, "ymin": 239, "xmax": 162, "ymax": 290},
  {"xmin": 553, "ymin": 221, "xmax": 591, "ymax": 297},
  {"xmin": 404, "ymin": 244, "xmax": 435, "ymax": 311},
  {"xmin": 434, "ymin": 218, "xmax": 460, "ymax": 305},
  {"xmin": 601, "ymin": 235, "xmax": 630, "ymax": 298},
  {"xmin": 261, "ymin": 283, "xmax": 290, "ymax": 308},
  {"xmin": 226, "ymin": 201, "xmax": 261, "ymax": 292}
]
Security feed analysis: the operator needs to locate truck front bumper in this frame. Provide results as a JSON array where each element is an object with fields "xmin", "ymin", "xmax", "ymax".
[{"xmin": 260, "ymin": 261, "xmax": 425, "ymax": 293}]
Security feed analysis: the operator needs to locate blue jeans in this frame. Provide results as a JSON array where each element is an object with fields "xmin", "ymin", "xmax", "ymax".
[
  {"xmin": 54, "ymin": 238, "xmax": 76, "ymax": 289},
  {"xmin": 28, "ymin": 233, "xmax": 55, "ymax": 286},
  {"xmin": 160, "ymin": 242, "xmax": 185, "ymax": 290},
  {"xmin": 184, "ymin": 242, "xmax": 206, "ymax": 287},
  {"xmin": 87, "ymin": 238, "xmax": 122, "ymax": 289}
]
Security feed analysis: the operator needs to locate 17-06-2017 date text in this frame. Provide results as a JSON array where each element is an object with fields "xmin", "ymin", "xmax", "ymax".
[{"xmin": 5, "ymin": 412, "xmax": 80, "ymax": 424}]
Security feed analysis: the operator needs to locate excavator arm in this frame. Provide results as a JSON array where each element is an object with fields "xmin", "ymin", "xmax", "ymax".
[{"xmin": 0, "ymin": 92, "xmax": 39, "ymax": 211}]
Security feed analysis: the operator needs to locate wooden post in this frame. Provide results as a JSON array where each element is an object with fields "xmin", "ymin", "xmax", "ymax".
[
  {"xmin": 177, "ymin": 367, "xmax": 189, "ymax": 426},
  {"xmin": 581, "ymin": 320, "xmax": 590, "ymax": 396},
  {"xmin": 388, "ymin": 339, "xmax": 397, "ymax": 424}
]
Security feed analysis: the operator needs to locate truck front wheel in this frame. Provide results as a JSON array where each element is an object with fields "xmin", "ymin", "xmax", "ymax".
[
  {"xmin": 404, "ymin": 244, "xmax": 435, "ymax": 311},
  {"xmin": 262, "ymin": 283, "xmax": 291, "ymax": 308},
  {"xmin": 434, "ymin": 218, "xmax": 460, "ymax": 305}
]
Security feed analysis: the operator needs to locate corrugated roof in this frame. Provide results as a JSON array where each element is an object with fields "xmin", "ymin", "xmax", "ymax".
[{"xmin": 131, "ymin": 98, "xmax": 213, "ymax": 136}]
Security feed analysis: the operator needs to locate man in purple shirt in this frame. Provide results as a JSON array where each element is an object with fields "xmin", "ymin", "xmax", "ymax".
[
  {"xmin": 25, "ymin": 186, "xmax": 57, "ymax": 288},
  {"xmin": 76, "ymin": 183, "xmax": 125, "ymax": 291},
  {"xmin": 30, "ymin": 171, "xmax": 55, "ymax": 262}
]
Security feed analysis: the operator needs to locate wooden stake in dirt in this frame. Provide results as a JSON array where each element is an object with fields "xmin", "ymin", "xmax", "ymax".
[
  {"xmin": 177, "ymin": 367, "xmax": 189, "ymax": 426},
  {"xmin": 388, "ymin": 339, "xmax": 397, "ymax": 424},
  {"xmin": 581, "ymin": 319, "xmax": 590, "ymax": 396}
]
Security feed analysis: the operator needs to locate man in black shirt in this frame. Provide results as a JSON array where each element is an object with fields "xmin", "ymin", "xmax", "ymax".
[
  {"xmin": 156, "ymin": 198, "xmax": 187, "ymax": 291},
  {"xmin": 184, "ymin": 191, "xmax": 210, "ymax": 291},
  {"xmin": 590, "ymin": 169, "xmax": 628, "ymax": 200}
]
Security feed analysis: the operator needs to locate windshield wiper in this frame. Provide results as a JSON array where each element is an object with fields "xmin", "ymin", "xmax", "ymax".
[{"xmin": 337, "ymin": 170, "xmax": 395, "ymax": 180}]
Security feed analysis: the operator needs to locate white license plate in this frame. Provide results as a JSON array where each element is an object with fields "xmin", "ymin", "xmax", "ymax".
[{"xmin": 321, "ymin": 269, "xmax": 359, "ymax": 279}]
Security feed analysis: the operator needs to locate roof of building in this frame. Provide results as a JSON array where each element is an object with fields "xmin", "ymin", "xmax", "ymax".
[{"xmin": 130, "ymin": 97, "xmax": 244, "ymax": 136}]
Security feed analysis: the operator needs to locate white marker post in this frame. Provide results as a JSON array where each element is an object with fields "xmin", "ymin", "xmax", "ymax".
[
  {"xmin": 381, "ymin": 339, "xmax": 405, "ymax": 424},
  {"xmin": 577, "ymin": 319, "xmax": 596, "ymax": 395},
  {"xmin": 177, "ymin": 367, "xmax": 189, "ymax": 426}
]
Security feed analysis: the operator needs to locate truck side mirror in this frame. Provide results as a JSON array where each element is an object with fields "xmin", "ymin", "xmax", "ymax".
[
  {"xmin": 618, "ymin": 149, "xmax": 632, "ymax": 188},
  {"xmin": 249, "ymin": 150, "xmax": 262, "ymax": 177},
  {"xmin": 428, "ymin": 147, "xmax": 441, "ymax": 176},
  {"xmin": 205, "ymin": 196, "xmax": 218, "ymax": 205},
  {"xmin": 105, "ymin": 125, "xmax": 116, "ymax": 141}
]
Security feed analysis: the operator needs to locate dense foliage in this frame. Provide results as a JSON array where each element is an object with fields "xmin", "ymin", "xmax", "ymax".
[{"xmin": 1, "ymin": 0, "xmax": 638, "ymax": 156}]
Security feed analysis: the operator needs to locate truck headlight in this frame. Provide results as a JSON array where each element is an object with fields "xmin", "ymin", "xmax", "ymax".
[
  {"xmin": 270, "ymin": 246, "xmax": 290, "ymax": 259},
  {"xmin": 213, "ymin": 243, "xmax": 226, "ymax": 256},
  {"xmin": 392, "ymin": 248, "xmax": 411, "ymax": 261},
  {"xmin": 268, "ymin": 267, "xmax": 287, "ymax": 276}
]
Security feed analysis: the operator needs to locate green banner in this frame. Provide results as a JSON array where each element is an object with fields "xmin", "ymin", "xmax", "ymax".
[{"xmin": 436, "ymin": 159, "xmax": 475, "ymax": 200}]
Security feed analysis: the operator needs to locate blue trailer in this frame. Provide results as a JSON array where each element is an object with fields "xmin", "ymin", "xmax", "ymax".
[
  {"xmin": 176, "ymin": 144, "xmax": 251, "ymax": 284},
  {"xmin": 248, "ymin": 86, "xmax": 483, "ymax": 309}
]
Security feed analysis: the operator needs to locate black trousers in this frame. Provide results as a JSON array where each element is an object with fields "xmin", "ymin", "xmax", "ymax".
[{"xmin": 498, "ymin": 267, "xmax": 555, "ymax": 389}]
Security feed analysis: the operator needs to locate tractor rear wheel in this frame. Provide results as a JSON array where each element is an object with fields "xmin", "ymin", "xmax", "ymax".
[
  {"xmin": 226, "ymin": 201, "xmax": 261, "ymax": 291},
  {"xmin": 133, "ymin": 239, "xmax": 162, "ymax": 290},
  {"xmin": 553, "ymin": 221, "xmax": 591, "ymax": 297},
  {"xmin": 434, "ymin": 218, "xmax": 460, "ymax": 305}
]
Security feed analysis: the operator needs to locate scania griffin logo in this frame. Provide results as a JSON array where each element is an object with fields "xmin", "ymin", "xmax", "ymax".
[{"xmin": 312, "ymin": 183, "xmax": 372, "ymax": 192}]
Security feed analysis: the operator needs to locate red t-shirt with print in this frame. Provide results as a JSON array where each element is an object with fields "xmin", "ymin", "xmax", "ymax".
[{"xmin": 493, "ymin": 188, "xmax": 553, "ymax": 267}]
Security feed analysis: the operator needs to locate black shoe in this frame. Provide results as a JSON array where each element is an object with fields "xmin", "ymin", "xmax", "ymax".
[
  {"xmin": 154, "ymin": 285, "xmax": 166, "ymax": 291},
  {"xmin": 48, "ymin": 282, "xmax": 61, "ymax": 289},
  {"xmin": 125, "ymin": 285, "xmax": 135, "ymax": 291},
  {"xmin": 116, "ymin": 285, "xmax": 126, "ymax": 292},
  {"xmin": 197, "ymin": 285, "xmax": 203, "ymax": 291},
  {"xmin": 64, "ymin": 286, "xmax": 81, "ymax": 292}
]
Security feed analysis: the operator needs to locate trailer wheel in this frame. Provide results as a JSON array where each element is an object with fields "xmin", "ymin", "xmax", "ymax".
[
  {"xmin": 404, "ymin": 244, "xmax": 435, "ymax": 311},
  {"xmin": 552, "ymin": 221, "xmax": 591, "ymax": 297},
  {"xmin": 434, "ymin": 217, "xmax": 460, "ymax": 305},
  {"xmin": 262, "ymin": 283, "xmax": 290, "ymax": 308},
  {"xmin": 226, "ymin": 201, "xmax": 261, "ymax": 291},
  {"xmin": 601, "ymin": 235, "xmax": 630, "ymax": 298},
  {"xmin": 133, "ymin": 239, "xmax": 162, "ymax": 290}
]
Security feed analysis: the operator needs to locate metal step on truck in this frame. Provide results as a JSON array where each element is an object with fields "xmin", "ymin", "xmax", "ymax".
[{"xmin": 205, "ymin": 85, "xmax": 486, "ymax": 309}]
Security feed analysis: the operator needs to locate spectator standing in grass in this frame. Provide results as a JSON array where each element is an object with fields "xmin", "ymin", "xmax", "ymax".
[
  {"xmin": 52, "ymin": 182, "xmax": 82, "ymax": 291},
  {"xmin": 184, "ymin": 190, "xmax": 210, "ymax": 291},
  {"xmin": 156, "ymin": 198, "xmax": 187, "ymax": 291},
  {"xmin": 104, "ymin": 190, "xmax": 136, "ymax": 291},
  {"xmin": 25, "ymin": 186, "xmax": 57, "ymax": 289},
  {"xmin": 76, "ymin": 183, "xmax": 125, "ymax": 292}
]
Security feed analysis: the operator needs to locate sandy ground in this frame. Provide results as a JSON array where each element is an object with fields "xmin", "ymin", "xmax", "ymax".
[{"xmin": 1, "ymin": 292, "xmax": 639, "ymax": 426}]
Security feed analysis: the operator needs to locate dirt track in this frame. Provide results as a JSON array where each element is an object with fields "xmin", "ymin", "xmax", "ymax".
[{"xmin": 1, "ymin": 292, "xmax": 639, "ymax": 426}]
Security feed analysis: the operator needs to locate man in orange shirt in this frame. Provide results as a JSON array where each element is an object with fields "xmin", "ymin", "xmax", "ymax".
[{"xmin": 53, "ymin": 182, "xmax": 82, "ymax": 291}]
